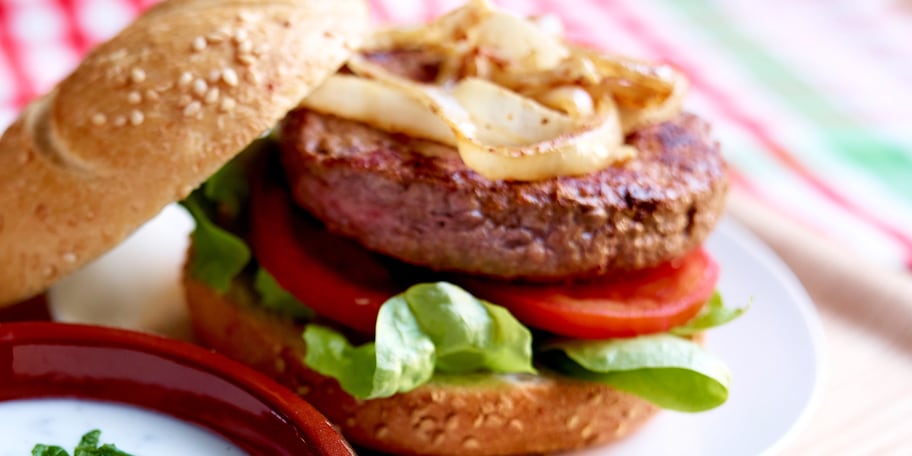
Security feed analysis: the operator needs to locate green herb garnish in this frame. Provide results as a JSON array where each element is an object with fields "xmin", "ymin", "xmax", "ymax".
[{"xmin": 32, "ymin": 430, "xmax": 133, "ymax": 456}]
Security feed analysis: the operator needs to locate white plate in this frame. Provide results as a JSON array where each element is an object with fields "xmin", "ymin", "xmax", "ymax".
[{"xmin": 49, "ymin": 207, "xmax": 824, "ymax": 456}]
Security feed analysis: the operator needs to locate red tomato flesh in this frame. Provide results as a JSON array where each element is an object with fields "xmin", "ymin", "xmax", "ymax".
[
  {"xmin": 250, "ymin": 170, "xmax": 396, "ymax": 334},
  {"xmin": 250, "ymin": 168, "xmax": 719, "ymax": 338},
  {"xmin": 458, "ymin": 249, "xmax": 719, "ymax": 339}
]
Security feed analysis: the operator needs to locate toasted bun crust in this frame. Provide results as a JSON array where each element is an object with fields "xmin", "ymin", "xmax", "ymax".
[
  {"xmin": 0, "ymin": 0, "xmax": 367, "ymax": 306},
  {"xmin": 184, "ymin": 272, "xmax": 661, "ymax": 456}
]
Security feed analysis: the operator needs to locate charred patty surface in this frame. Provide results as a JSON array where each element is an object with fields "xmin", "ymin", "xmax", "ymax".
[{"xmin": 278, "ymin": 109, "xmax": 728, "ymax": 281}]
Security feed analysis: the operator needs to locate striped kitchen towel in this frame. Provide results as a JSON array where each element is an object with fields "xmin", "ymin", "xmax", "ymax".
[{"xmin": 2, "ymin": 0, "xmax": 910, "ymax": 269}]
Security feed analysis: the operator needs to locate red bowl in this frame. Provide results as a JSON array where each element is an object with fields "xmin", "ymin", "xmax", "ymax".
[{"xmin": 0, "ymin": 321, "xmax": 353, "ymax": 456}]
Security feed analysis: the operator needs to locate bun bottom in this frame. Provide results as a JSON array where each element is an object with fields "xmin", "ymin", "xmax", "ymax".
[{"xmin": 184, "ymin": 272, "xmax": 660, "ymax": 455}]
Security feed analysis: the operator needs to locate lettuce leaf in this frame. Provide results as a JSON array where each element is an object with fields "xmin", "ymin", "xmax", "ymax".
[
  {"xmin": 181, "ymin": 194, "xmax": 250, "ymax": 293},
  {"xmin": 542, "ymin": 335, "xmax": 731, "ymax": 412},
  {"xmin": 671, "ymin": 292, "xmax": 747, "ymax": 336},
  {"xmin": 254, "ymin": 268, "xmax": 314, "ymax": 319},
  {"xmin": 202, "ymin": 137, "xmax": 269, "ymax": 219},
  {"xmin": 303, "ymin": 282, "xmax": 535, "ymax": 399}
]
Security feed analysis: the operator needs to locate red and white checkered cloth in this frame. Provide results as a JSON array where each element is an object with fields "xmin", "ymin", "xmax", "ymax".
[{"xmin": 3, "ymin": 0, "xmax": 912, "ymax": 270}]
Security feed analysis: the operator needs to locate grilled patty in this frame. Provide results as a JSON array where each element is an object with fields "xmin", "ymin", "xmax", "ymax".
[{"xmin": 278, "ymin": 109, "xmax": 728, "ymax": 281}]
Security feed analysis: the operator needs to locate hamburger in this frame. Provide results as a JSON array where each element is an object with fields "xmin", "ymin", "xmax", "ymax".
[{"xmin": 0, "ymin": 0, "xmax": 743, "ymax": 454}]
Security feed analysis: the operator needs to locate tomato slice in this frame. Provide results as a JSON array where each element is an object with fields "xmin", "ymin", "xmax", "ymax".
[
  {"xmin": 249, "ymin": 168, "xmax": 399, "ymax": 335},
  {"xmin": 250, "ymin": 164, "xmax": 719, "ymax": 339},
  {"xmin": 458, "ymin": 249, "xmax": 719, "ymax": 339}
]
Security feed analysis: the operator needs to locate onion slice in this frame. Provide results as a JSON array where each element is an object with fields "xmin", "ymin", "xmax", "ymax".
[{"xmin": 301, "ymin": 0, "xmax": 685, "ymax": 181}]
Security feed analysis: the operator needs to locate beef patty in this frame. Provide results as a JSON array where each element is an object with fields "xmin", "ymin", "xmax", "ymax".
[{"xmin": 278, "ymin": 109, "xmax": 728, "ymax": 281}]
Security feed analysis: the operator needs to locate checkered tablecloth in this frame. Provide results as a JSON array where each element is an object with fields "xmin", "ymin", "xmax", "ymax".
[{"xmin": 2, "ymin": 0, "xmax": 911, "ymax": 270}]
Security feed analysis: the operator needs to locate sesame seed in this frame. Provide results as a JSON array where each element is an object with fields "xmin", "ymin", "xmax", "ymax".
[
  {"xmin": 233, "ymin": 29, "xmax": 248, "ymax": 43},
  {"xmin": 193, "ymin": 78, "xmax": 208, "ymax": 97},
  {"xmin": 614, "ymin": 423, "xmax": 627, "ymax": 437},
  {"xmin": 207, "ymin": 32, "xmax": 225, "ymax": 43},
  {"xmin": 485, "ymin": 414, "xmax": 504, "ymax": 427},
  {"xmin": 410, "ymin": 408, "xmax": 430, "ymax": 425},
  {"xmin": 145, "ymin": 89, "xmax": 159, "ymax": 101},
  {"xmin": 62, "ymin": 252, "xmax": 77, "ymax": 263},
  {"xmin": 508, "ymin": 419, "xmax": 524, "ymax": 431},
  {"xmin": 192, "ymin": 36, "xmax": 207, "ymax": 52},
  {"xmin": 183, "ymin": 101, "xmax": 201, "ymax": 117},
  {"xmin": 208, "ymin": 69, "xmax": 222, "ymax": 83},
  {"xmin": 581, "ymin": 425, "xmax": 595, "ymax": 439},
  {"xmin": 113, "ymin": 115, "xmax": 127, "ymax": 127},
  {"xmin": 127, "ymin": 91, "xmax": 142, "ymax": 104},
  {"xmin": 204, "ymin": 88, "xmax": 220, "ymax": 104},
  {"xmin": 129, "ymin": 110, "xmax": 144, "ymax": 126},
  {"xmin": 154, "ymin": 82, "xmax": 173, "ymax": 92},
  {"xmin": 219, "ymin": 97, "xmax": 236, "ymax": 112},
  {"xmin": 374, "ymin": 425, "xmax": 389, "ymax": 439},
  {"xmin": 238, "ymin": 11, "xmax": 258, "ymax": 23},
  {"xmin": 221, "ymin": 68, "xmax": 239, "ymax": 86},
  {"xmin": 587, "ymin": 393, "xmax": 604, "ymax": 406},
  {"xmin": 238, "ymin": 39, "xmax": 253, "ymax": 54},
  {"xmin": 566, "ymin": 415, "xmax": 580, "ymax": 430},
  {"xmin": 416, "ymin": 417, "xmax": 436, "ymax": 433},
  {"xmin": 91, "ymin": 113, "xmax": 107, "ymax": 125},
  {"xmin": 130, "ymin": 68, "xmax": 146, "ymax": 84},
  {"xmin": 462, "ymin": 437, "xmax": 480, "ymax": 449},
  {"xmin": 178, "ymin": 71, "xmax": 193, "ymax": 87},
  {"xmin": 237, "ymin": 54, "xmax": 255, "ymax": 66},
  {"xmin": 247, "ymin": 70, "xmax": 262, "ymax": 84}
]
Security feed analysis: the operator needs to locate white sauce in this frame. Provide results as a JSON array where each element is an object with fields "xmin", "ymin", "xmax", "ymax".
[{"xmin": 0, "ymin": 398, "xmax": 247, "ymax": 456}]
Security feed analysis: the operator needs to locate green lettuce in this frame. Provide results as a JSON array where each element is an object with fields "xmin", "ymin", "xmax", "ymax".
[
  {"xmin": 303, "ymin": 282, "xmax": 535, "ymax": 399},
  {"xmin": 179, "ymin": 137, "xmax": 275, "ymax": 292},
  {"xmin": 181, "ymin": 194, "xmax": 250, "ymax": 293},
  {"xmin": 202, "ymin": 137, "xmax": 269, "ymax": 219},
  {"xmin": 672, "ymin": 292, "xmax": 747, "ymax": 336},
  {"xmin": 254, "ymin": 268, "xmax": 314, "ymax": 319},
  {"xmin": 542, "ymin": 335, "xmax": 731, "ymax": 412}
]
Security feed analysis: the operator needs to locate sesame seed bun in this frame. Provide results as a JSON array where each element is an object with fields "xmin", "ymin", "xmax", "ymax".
[
  {"xmin": 184, "ymin": 269, "xmax": 664, "ymax": 456},
  {"xmin": 0, "ymin": 0, "xmax": 368, "ymax": 305}
]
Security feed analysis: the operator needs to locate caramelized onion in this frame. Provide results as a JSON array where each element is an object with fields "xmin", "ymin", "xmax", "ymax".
[{"xmin": 301, "ymin": 0, "xmax": 686, "ymax": 181}]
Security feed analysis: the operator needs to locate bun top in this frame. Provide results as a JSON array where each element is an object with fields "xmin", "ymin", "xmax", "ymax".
[{"xmin": 0, "ymin": 0, "xmax": 368, "ymax": 305}]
